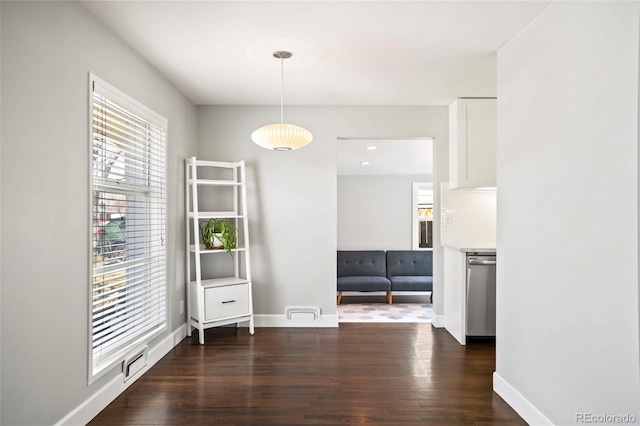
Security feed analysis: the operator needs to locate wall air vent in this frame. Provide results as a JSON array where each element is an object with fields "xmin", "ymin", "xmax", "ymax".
[
  {"xmin": 285, "ymin": 306, "xmax": 321, "ymax": 321},
  {"xmin": 122, "ymin": 346, "xmax": 148, "ymax": 383}
]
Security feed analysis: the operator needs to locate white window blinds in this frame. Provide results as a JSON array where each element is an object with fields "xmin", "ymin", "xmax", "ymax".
[{"xmin": 89, "ymin": 75, "xmax": 167, "ymax": 381}]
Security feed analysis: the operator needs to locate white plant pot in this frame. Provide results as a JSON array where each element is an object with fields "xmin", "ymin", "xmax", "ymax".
[{"xmin": 212, "ymin": 233, "xmax": 224, "ymax": 249}]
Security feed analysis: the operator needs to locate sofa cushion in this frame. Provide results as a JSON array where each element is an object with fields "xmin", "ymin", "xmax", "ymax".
[
  {"xmin": 389, "ymin": 276, "xmax": 433, "ymax": 292},
  {"xmin": 386, "ymin": 250, "xmax": 433, "ymax": 277},
  {"xmin": 337, "ymin": 276, "xmax": 391, "ymax": 292},
  {"xmin": 337, "ymin": 250, "xmax": 387, "ymax": 277}
]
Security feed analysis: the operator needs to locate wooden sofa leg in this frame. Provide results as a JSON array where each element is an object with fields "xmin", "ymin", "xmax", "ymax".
[
  {"xmin": 337, "ymin": 291, "xmax": 343, "ymax": 305},
  {"xmin": 386, "ymin": 291, "xmax": 392, "ymax": 304}
]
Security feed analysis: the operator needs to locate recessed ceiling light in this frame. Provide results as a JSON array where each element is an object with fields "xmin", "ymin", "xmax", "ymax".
[
  {"xmin": 366, "ymin": 146, "xmax": 377, "ymax": 150},
  {"xmin": 360, "ymin": 161, "xmax": 370, "ymax": 166}
]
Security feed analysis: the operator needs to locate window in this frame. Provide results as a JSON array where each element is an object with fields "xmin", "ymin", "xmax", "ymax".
[
  {"xmin": 89, "ymin": 74, "xmax": 167, "ymax": 381},
  {"xmin": 412, "ymin": 182, "xmax": 433, "ymax": 250}
]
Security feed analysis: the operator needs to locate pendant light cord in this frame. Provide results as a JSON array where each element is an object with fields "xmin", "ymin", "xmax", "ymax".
[{"xmin": 280, "ymin": 55, "xmax": 284, "ymax": 124}]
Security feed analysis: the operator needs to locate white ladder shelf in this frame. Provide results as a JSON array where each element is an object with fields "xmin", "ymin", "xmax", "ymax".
[{"xmin": 185, "ymin": 157, "xmax": 254, "ymax": 344}]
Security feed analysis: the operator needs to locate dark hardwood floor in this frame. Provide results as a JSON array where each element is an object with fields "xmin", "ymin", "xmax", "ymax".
[{"xmin": 90, "ymin": 324, "xmax": 525, "ymax": 425}]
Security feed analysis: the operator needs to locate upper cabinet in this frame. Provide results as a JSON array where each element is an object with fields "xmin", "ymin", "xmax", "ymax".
[{"xmin": 449, "ymin": 98, "xmax": 497, "ymax": 189}]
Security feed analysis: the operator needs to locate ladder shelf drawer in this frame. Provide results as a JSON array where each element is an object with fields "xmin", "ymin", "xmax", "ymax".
[{"xmin": 203, "ymin": 283, "xmax": 250, "ymax": 322}]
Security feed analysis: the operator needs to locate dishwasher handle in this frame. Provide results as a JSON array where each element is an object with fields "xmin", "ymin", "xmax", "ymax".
[{"xmin": 468, "ymin": 258, "xmax": 496, "ymax": 266}]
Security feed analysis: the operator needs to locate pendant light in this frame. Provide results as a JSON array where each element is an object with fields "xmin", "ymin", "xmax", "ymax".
[{"xmin": 251, "ymin": 51, "xmax": 313, "ymax": 151}]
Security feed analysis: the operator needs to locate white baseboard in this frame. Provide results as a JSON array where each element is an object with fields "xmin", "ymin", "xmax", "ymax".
[
  {"xmin": 493, "ymin": 372, "xmax": 553, "ymax": 426},
  {"xmin": 254, "ymin": 314, "xmax": 339, "ymax": 328},
  {"xmin": 432, "ymin": 314, "xmax": 445, "ymax": 328},
  {"xmin": 56, "ymin": 325, "xmax": 187, "ymax": 426}
]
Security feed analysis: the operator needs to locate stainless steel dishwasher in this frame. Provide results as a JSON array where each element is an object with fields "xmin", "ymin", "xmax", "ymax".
[{"xmin": 466, "ymin": 252, "xmax": 497, "ymax": 337}]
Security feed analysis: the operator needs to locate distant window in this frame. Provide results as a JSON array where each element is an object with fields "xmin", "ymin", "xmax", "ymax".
[
  {"xmin": 89, "ymin": 74, "xmax": 167, "ymax": 382},
  {"xmin": 413, "ymin": 183, "xmax": 433, "ymax": 250}
]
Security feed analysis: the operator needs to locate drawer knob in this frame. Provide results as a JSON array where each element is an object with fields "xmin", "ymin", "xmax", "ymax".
[{"xmin": 221, "ymin": 299, "xmax": 237, "ymax": 304}]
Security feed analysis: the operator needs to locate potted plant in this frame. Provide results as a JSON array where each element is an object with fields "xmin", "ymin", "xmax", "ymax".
[{"xmin": 199, "ymin": 218, "xmax": 237, "ymax": 252}]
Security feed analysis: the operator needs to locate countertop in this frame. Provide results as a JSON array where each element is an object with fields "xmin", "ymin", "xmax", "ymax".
[{"xmin": 442, "ymin": 244, "xmax": 496, "ymax": 253}]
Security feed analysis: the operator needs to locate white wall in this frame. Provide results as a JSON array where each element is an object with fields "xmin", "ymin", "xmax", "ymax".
[
  {"xmin": 337, "ymin": 175, "xmax": 431, "ymax": 250},
  {"xmin": 431, "ymin": 119, "xmax": 449, "ymax": 327},
  {"xmin": 0, "ymin": 2, "xmax": 3, "ymax": 421},
  {"xmin": 0, "ymin": 2, "xmax": 197, "ymax": 424},
  {"xmin": 197, "ymin": 106, "xmax": 447, "ymax": 321},
  {"xmin": 496, "ymin": 2, "xmax": 640, "ymax": 424}
]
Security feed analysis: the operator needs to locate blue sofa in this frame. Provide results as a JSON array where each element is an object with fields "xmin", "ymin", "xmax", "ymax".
[
  {"xmin": 337, "ymin": 250, "xmax": 433, "ymax": 304},
  {"xmin": 337, "ymin": 250, "xmax": 392, "ymax": 304},
  {"xmin": 386, "ymin": 250, "xmax": 433, "ymax": 299}
]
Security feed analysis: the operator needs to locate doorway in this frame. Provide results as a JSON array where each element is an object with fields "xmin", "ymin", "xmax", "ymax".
[{"xmin": 336, "ymin": 137, "xmax": 434, "ymax": 323}]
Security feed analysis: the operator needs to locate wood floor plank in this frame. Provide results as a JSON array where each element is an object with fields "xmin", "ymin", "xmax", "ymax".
[{"xmin": 89, "ymin": 324, "xmax": 525, "ymax": 425}]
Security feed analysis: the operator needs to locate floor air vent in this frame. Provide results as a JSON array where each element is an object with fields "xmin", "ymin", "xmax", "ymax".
[
  {"xmin": 123, "ymin": 346, "xmax": 148, "ymax": 382},
  {"xmin": 285, "ymin": 306, "xmax": 321, "ymax": 321}
]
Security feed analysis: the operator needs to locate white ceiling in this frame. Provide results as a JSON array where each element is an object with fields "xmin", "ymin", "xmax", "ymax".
[
  {"xmin": 79, "ymin": 1, "xmax": 549, "ymax": 106},
  {"xmin": 79, "ymin": 1, "xmax": 548, "ymax": 175}
]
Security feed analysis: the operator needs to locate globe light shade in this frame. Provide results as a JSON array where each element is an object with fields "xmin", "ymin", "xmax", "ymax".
[{"xmin": 251, "ymin": 123, "xmax": 313, "ymax": 151}]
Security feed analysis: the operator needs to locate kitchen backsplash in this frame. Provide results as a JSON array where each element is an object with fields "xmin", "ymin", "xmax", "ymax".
[{"xmin": 440, "ymin": 183, "xmax": 497, "ymax": 247}]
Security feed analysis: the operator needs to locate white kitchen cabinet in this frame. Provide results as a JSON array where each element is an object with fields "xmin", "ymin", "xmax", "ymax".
[
  {"xmin": 443, "ymin": 247, "xmax": 467, "ymax": 345},
  {"xmin": 449, "ymin": 98, "xmax": 497, "ymax": 189},
  {"xmin": 185, "ymin": 157, "xmax": 255, "ymax": 344}
]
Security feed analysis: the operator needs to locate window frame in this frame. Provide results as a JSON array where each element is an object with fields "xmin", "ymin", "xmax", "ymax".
[
  {"xmin": 87, "ymin": 73, "xmax": 168, "ymax": 383},
  {"xmin": 412, "ymin": 182, "xmax": 434, "ymax": 250}
]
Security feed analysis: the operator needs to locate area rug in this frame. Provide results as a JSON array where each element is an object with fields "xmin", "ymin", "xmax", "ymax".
[{"xmin": 338, "ymin": 302, "xmax": 432, "ymax": 323}]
